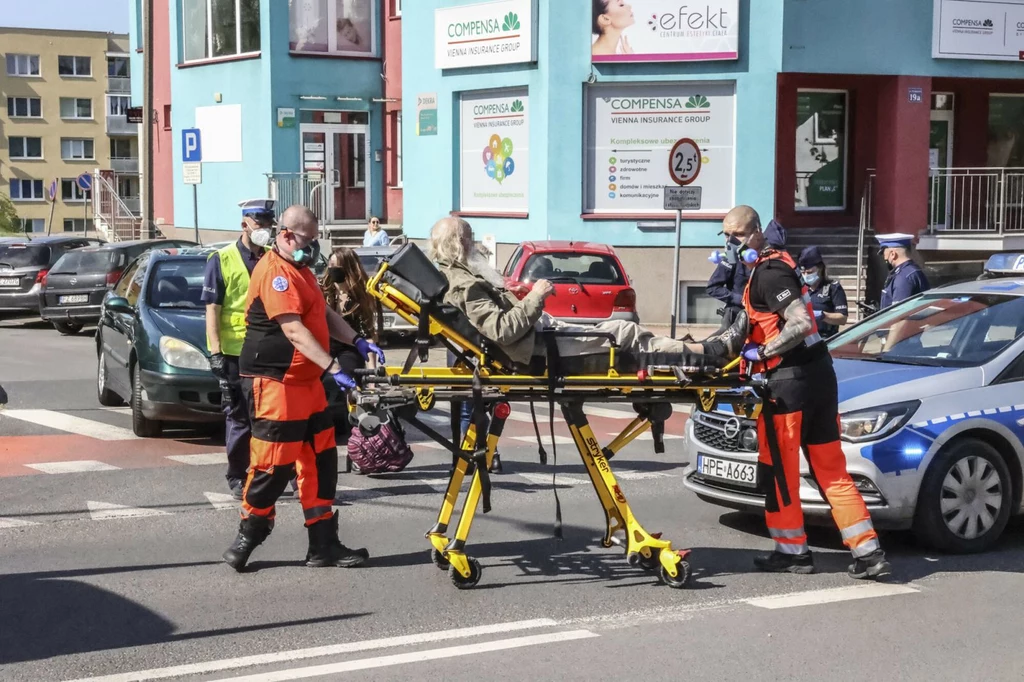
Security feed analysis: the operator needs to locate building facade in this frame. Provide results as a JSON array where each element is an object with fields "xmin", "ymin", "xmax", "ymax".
[
  {"xmin": 1, "ymin": 28, "xmax": 140, "ymax": 235},
  {"xmin": 401, "ymin": 0, "xmax": 1024, "ymax": 325},
  {"xmin": 130, "ymin": 0, "xmax": 404, "ymax": 243}
]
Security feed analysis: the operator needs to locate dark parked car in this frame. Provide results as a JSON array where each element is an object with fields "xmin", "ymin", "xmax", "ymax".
[
  {"xmin": 0, "ymin": 236, "xmax": 105, "ymax": 314},
  {"xmin": 355, "ymin": 244, "xmax": 416, "ymax": 340},
  {"xmin": 96, "ymin": 248, "xmax": 224, "ymax": 437},
  {"xmin": 41, "ymin": 239, "xmax": 198, "ymax": 335}
]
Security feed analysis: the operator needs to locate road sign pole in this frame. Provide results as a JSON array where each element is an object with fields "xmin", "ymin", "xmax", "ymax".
[
  {"xmin": 193, "ymin": 184, "xmax": 199, "ymax": 245},
  {"xmin": 670, "ymin": 208, "xmax": 682, "ymax": 339}
]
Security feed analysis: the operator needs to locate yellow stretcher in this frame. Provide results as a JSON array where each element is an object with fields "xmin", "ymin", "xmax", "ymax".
[{"xmin": 350, "ymin": 243, "xmax": 763, "ymax": 590}]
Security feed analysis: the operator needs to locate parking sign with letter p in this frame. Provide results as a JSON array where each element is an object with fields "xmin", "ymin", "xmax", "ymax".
[{"xmin": 182, "ymin": 128, "xmax": 202, "ymax": 162}]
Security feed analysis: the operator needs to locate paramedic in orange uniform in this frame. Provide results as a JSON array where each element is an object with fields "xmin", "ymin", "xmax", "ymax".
[
  {"xmin": 720, "ymin": 205, "xmax": 891, "ymax": 580},
  {"xmin": 222, "ymin": 205, "xmax": 384, "ymax": 572}
]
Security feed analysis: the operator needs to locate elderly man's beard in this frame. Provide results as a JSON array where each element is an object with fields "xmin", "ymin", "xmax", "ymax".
[{"xmin": 466, "ymin": 245, "xmax": 507, "ymax": 289}]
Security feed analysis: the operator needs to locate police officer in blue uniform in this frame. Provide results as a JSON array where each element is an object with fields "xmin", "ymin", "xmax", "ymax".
[
  {"xmin": 797, "ymin": 246, "xmax": 848, "ymax": 339},
  {"xmin": 878, "ymin": 233, "xmax": 930, "ymax": 309},
  {"xmin": 706, "ymin": 219, "xmax": 788, "ymax": 332}
]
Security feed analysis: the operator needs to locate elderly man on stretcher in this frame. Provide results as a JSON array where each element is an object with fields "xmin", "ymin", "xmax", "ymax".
[{"xmin": 427, "ymin": 216, "xmax": 744, "ymax": 368}]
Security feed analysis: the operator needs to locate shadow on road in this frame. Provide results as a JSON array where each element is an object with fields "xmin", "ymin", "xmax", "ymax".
[{"xmin": 0, "ymin": 561, "xmax": 370, "ymax": 664}]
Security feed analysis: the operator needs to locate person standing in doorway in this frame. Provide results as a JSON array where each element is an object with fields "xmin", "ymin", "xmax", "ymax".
[
  {"xmin": 203, "ymin": 199, "xmax": 275, "ymax": 500},
  {"xmin": 363, "ymin": 216, "xmax": 389, "ymax": 247}
]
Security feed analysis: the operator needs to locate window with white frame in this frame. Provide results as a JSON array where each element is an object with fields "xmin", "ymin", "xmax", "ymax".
[
  {"xmin": 794, "ymin": 89, "xmax": 848, "ymax": 211},
  {"xmin": 393, "ymin": 0, "xmax": 401, "ymax": 16},
  {"xmin": 63, "ymin": 218, "xmax": 87, "ymax": 232},
  {"xmin": 110, "ymin": 138, "xmax": 133, "ymax": 159},
  {"xmin": 108, "ymin": 95, "xmax": 131, "ymax": 116},
  {"xmin": 15, "ymin": 218, "xmax": 46, "ymax": 233},
  {"xmin": 6, "ymin": 54, "xmax": 40, "ymax": 76},
  {"xmin": 289, "ymin": 0, "xmax": 376, "ymax": 56},
  {"xmin": 58, "ymin": 56, "xmax": 92, "ymax": 76},
  {"xmin": 7, "ymin": 97, "xmax": 42, "ymax": 118},
  {"xmin": 9, "ymin": 137, "xmax": 43, "ymax": 159},
  {"xmin": 60, "ymin": 97, "xmax": 93, "ymax": 119},
  {"xmin": 62, "ymin": 179, "xmax": 88, "ymax": 202},
  {"xmin": 107, "ymin": 56, "xmax": 130, "ymax": 77},
  {"xmin": 61, "ymin": 139, "xmax": 95, "ymax": 160},
  {"xmin": 394, "ymin": 111, "xmax": 403, "ymax": 187},
  {"xmin": 9, "ymin": 179, "xmax": 45, "ymax": 201},
  {"xmin": 681, "ymin": 283, "xmax": 721, "ymax": 325},
  {"xmin": 183, "ymin": 0, "xmax": 261, "ymax": 62}
]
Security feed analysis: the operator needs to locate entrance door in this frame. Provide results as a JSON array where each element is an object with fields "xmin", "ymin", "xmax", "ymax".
[
  {"xmin": 929, "ymin": 102, "xmax": 954, "ymax": 230},
  {"xmin": 300, "ymin": 123, "xmax": 370, "ymax": 224}
]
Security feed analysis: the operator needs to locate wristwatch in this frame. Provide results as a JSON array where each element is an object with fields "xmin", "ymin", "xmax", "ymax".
[{"xmin": 756, "ymin": 345, "xmax": 768, "ymax": 362}]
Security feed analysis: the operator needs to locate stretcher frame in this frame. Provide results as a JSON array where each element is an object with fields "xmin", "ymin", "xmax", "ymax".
[{"xmin": 351, "ymin": 257, "xmax": 763, "ymax": 590}]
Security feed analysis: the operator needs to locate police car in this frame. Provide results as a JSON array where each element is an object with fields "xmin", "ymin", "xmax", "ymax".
[{"xmin": 683, "ymin": 253, "xmax": 1024, "ymax": 553}]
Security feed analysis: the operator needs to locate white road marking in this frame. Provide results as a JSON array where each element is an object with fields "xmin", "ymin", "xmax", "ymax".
[
  {"xmin": 615, "ymin": 470, "xmax": 674, "ymax": 481},
  {"xmin": 207, "ymin": 630, "xmax": 600, "ymax": 682},
  {"xmin": 619, "ymin": 432, "xmax": 683, "ymax": 441},
  {"xmin": 745, "ymin": 583, "xmax": 919, "ymax": 610},
  {"xmin": 335, "ymin": 486, "xmax": 395, "ymax": 501},
  {"xmin": 204, "ymin": 492, "xmax": 239, "ymax": 511},
  {"xmin": 87, "ymin": 501, "xmax": 172, "ymax": 521},
  {"xmin": 510, "ymin": 434, "xmax": 575, "ymax": 446},
  {"xmin": 0, "ymin": 517, "xmax": 39, "ymax": 529},
  {"xmin": 64, "ymin": 618, "xmax": 561, "ymax": 682},
  {"xmin": 517, "ymin": 472, "xmax": 589, "ymax": 486},
  {"xmin": 408, "ymin": 441, "xmax": 448, "ymax": 450},
  {"xmin": 166, "ymin": 453, "xmax": 228, "ymax": 465},
  {"xmin": 1, "ymin": 409, "xmax": 139, "ymax": 440},
  {"xmin": 26, "ymin": 460, "xmax": 120, "ymax": 474},
  {"xmin": 99, "ymin": 407, "xmax": 133, "ymax": 414}
]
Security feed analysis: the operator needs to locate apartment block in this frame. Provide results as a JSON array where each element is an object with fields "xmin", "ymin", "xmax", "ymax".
[{"xmin": 0, "ymin": 27, "xmax": 140, "ymax": 235}]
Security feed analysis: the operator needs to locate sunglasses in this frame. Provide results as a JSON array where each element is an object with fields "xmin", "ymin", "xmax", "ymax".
[{"xmin": 279, "ymin": 224, "xmax": 315, "ymax": 245}]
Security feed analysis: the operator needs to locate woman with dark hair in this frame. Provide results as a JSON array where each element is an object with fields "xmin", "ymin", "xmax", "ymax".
[
  {"xmin": 592, "ymin": 0, "xmax": 634, "ymax": 55},
  {"xmin": 797, "ymin": 246, "xmax": 849, "ymax": 339}
]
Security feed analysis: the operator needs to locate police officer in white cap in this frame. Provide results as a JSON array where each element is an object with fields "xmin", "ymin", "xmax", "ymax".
[
  {"xmin": 202, "ymin": 199, "xmax": 277, "ymax": 499},
  {"xmin": 877, "ymin": 233, "xmax": 930, "ymax": 309}
]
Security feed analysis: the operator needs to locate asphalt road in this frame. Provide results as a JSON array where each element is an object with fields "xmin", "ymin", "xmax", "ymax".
[{"xmin": 2, "ymin": 317, "xmax": 1024, "ymax": 681}]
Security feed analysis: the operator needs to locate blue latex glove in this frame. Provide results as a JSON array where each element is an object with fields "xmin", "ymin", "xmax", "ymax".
[
  {"xmin": 813, "ymin": 309, "xmax": 823, "ymax": 319},
  {"xmin": 742, "ymin": 343, "xmax": 763, "ymax": 362},
  {"xmin": 354, "ymin": 336, "xmax": 385, "ymax": 364},
  {"xmin": 331, "ymin": 367, "xmax": 356, "ymax": 391}
]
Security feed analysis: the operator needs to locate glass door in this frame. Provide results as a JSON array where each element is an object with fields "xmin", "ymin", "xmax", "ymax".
[{"xmin": 330, "ymin": 128, "xmax": 369, "ymax": 222}]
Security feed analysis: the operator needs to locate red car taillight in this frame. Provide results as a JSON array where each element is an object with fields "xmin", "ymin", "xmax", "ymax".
[
  {"xmin": 106, "ymin": 268, "xmax": 124, "ymax": 287},
  {"xmin": 36, "ymin": 269, "xmax": 48, "ymax": 286},
  {"xmin": 612, "ymin": 288, "xmax": 636, "ymax": 311}
]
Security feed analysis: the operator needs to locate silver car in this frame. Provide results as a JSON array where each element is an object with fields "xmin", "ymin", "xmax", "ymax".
[{"xmin": 356, "ymin": 244, "xmax": 416, "ymax": 340}]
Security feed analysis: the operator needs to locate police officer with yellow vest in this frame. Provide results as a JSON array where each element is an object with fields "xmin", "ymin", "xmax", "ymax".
[{"xmin": 202, "ymin": 199, "xmax": 275, "ymax": 499}]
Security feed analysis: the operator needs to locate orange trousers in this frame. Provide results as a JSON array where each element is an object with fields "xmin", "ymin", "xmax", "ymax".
[
  {"xmin": 240, "ymin": 376, "xmax": 337, "ymax": 526},
  {"xmin": 757, "ymin": 359, "xmax": 880, "ymax": 558}
]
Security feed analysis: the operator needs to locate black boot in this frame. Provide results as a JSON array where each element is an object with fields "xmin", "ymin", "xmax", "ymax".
[
  {"xmin": 848, "ymin": 549, "xmax": 892, "ymax": 580},
  {"xmin": 222, "ymin": 515, "xmax": 272, "ymax": 572},
  {"xmin": 702, "ymin": 310, "xmax": 749, "ymax": 358},
  {"xmin": 753, "ymin": 550, "xmax": 815, "ymax": 574},
  {"xmin": 305, "ymin": 511, "xmax": 369, "ymax": 568}
]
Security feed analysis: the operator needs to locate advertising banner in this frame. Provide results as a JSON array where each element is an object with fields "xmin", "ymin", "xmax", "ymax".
[
  {"xmin": 435, "ymin": 0, "xmax": 536, "ymax": 69},
  {"xmin": 584, "ymin": 82, "xmax": 735, "ymax": 214},
  {"xmin": 417, "ymin": 93, "xmax": 438, "ymax": 136},
  {"xmin": 459, "ymin": 88, "xmax": 529, "ymax": 213},
  {"xmin": 591, "ymin": 0, "xmax": 739, "ymax": 63},
  {"xmin": 932, "ymin": 0, "xmax": 1024, "ymax": 61}
]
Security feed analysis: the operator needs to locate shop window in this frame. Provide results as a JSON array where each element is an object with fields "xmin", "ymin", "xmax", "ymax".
[
  {"xmin": 682, "ymin": 283, "xmax": 721, "ymax": 325},
  {"xmin": 6, "ymin": 54, "xmax": 40, "ymax": 77},
  {"xmin": 794, "ymin": 89, "xmax": 848, "ymax": 211},
  {"xmin": 988, "ymin": 95, "xmax": 1024, "ymax": 168},
  {"xmin": 289, "ymin": 0, "xmax": 377, "ymax": 57},
  {"xmin": 62, "ymin": 139, "xmax": 95, "ymax": 160},
  {"xmin": 58, "ymin": 56, "xmax": 92, "ymax": 77},
  {"xmin": 183, "ymin": 0, "xmax": 261, "ymax": 62},
  {"xmin": 583, "ymin": 81, "xmax": 736, "ymax": 215},
  {"xmin": 62, "ymin": 179, "xmax": 88, "ymax": 202},
  {"xmin": 10, "ymin": 137, "xmax": 43, "ymax": 160},
  {"xmin": 60, "ymin": 97, "xmax": 93, "ymax": 119},
  {"xmin": 7, "ymin": 97, "xmax": 42, "ymax": 118},
  {"xmin": 10, "ymin": 179, "xmax": 45, "ymax": 201}
]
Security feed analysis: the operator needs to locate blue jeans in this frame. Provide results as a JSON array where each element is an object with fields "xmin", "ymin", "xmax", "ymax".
[{"xmin": 459, "ymin": 401, "xmax": 491, "ymax": 448}]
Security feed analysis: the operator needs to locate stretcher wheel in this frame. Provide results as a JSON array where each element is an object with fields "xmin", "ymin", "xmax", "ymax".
[
  {"xmin": 449, "ymin": 558, "xmax": 482, "ymax": 589},
  {"xmin": 430, "ymin": 548, "xmax": 450, "ymax": 570},
  {"xmin": 659, "ymin": 560, "xmax": 691, "ymax": 589}
]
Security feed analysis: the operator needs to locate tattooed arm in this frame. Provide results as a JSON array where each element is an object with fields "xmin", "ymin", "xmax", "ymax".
[{"xmin": 761, "ymin": 299, "xmax": 813, "ymax": 358}]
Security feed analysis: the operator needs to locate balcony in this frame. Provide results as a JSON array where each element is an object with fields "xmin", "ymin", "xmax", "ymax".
[
  {"xmin": 121, "ymin": 196, "xmax": 141, "ymax": 215},
  {"xmin": 110, "ymin": 157, "xmax": 139, "ymax": 174},
  {"xmin": 106, "ymin": 114, "xmax": 139, "ymax": 136},
  {"xmin": 107, "ymin": 76, "xmax": 131, "ymax": 93}
]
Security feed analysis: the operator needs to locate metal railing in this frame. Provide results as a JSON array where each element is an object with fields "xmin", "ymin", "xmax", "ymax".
[
  {"xmin": 107, "ymin": 76, "xmax": 131, "ymax": 93},
  {"xmin": 925, "ymin": 167, "xmax": 1024, "ymax": 233},
  {"xmin": 110, "ymin": 157, "xmax": 139, "ymax": 174},
  {"xmin": 106, "ymin": 114, "xmax": 139, "ymax": 136},
  {"xmin": 265, "ymin": 172, "xmax": 329, "ymax": 236},
  {"xmin": 92, "ymin": 171, "xmax": 141, "ymax": 241}
]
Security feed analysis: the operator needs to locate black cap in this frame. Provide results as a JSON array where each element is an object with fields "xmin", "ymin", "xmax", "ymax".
[{"xmin": 798, "ymin": 246, "xmax": 824, "ymax": 269}]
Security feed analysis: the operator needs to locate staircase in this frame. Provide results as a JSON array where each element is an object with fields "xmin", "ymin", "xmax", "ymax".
[
  {"xmin": 326, "ymin": 223, "xmax": 404, "ymax": 250},
  {"xmin": 92, "ymin": 171, "xmax": 147, "ymax": 241},
  {"xmin": 783, "ymin": 226, "xmax": 871, "ymax": 322}
]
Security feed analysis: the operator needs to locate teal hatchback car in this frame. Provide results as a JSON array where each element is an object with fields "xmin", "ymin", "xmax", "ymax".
[{"xmin": 96, "ymin": 248, "xmax": 222, "ymax": 437}]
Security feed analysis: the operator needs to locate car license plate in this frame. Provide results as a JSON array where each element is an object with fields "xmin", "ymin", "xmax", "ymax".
[
  {"xmin": 697, "ymin": 454, "xmax": 758, "ymax": 487},
  {"xmin": 0, "ymin": 278, "xmax": 19, "ymax": 287},
  {"xmin": 60, "ymin": 294, "xmax": 89, "ymax": 305}
]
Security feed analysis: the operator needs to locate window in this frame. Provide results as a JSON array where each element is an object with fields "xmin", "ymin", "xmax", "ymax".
[
  {"xmin": 520, "ymin": 252, "xmax": 626, "ymax": 285},
  {"xmin": 795, "ymin": 89, "xmax": 848, "ymax": 211},
  {"xmin": 61, "ymin": 139, "xmax": 95, "ymax": 160},
  {"xmin": 289, "ymin": 0, "xmax": 377, "ymax": 56},
  {"xmin": 58, "ymin": 56, "xmax": 92, "ymax": 76},
  {"xmin": 392, "ymin": 110, "xmax": 403, "ymax": 187},
  {"xmin": 6, "ymin": 54, "xmax": 40, "ymax": 76},
  {"xmin": 60, "ymin": 98, "xmax": 93, "ymax": 119},
  {"xmin": 107, "ymin": 56, "xmax": 130, "ymax": 77},
  {"xmin": 988, "ymin": 94, "xmax": 1024, "ymax": 168},
  {"xmin": 682, "ymin": 284, "xmax": 720, "ymax": 325},
  {"xmin": 162, "ymin": 103, "xmax": 172, "ymax": 131},
  {"xmin": 12, "ymin": 219, "xmax": 45, "ymax": 234},
  {"xmin": 63, "ymin": 219, "xmax": 88, "ymax": 233},
  {"xmin": 111, "ymin": 138, "xmax": 133, "ymax": 158},
  {"xmin": 108, "ymin": 95, "xmax": 130, "ymax": 116},
  {"xmin": 394, "ymin": 0, "xmax": 401, "ymax": 16},
  {"xmin": 183, "ymin": 0, "xmax": 261, "ymax": 62},
  {"xmin": 9, "ymin": 179, "xmax": 45, "ymax": 201},
  {"xmin": 7, "ymin": 97, "xmax": 42, "ymax": 118},
  {"xmin": 62, "ymin": 179, "xmax": 88, "ymax": 202},
  {"xmin": 10, "ymin": 137, "xmax": 43, "ymax": 159}
]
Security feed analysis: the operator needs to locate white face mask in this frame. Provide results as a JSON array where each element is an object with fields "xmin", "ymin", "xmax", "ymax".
[{"xmin": 250, "ymin": 228, "xmax": 272, "ymax": 247}]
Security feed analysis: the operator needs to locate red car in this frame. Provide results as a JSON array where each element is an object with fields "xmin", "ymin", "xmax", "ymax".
[{"xmin": 502, "ymin": 241, "xmax": 638, "ymax": 324}]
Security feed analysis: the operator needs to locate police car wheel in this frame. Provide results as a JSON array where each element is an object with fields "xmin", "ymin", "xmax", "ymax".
[
  {"xmin": 915, "ymin": 438, "xmax": 1012, "ymax": 554},
  {"xmin": 131, "ymin": 363, "xmax": 163, "ymax": 438}
]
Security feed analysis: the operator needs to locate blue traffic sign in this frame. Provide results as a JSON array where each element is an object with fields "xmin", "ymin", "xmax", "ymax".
[
  {"xmin": 182, "ymin": 128, "xmax": 202, "ymax": 162},
  {"xmin": 76, "ymin": 173, "xmax": 92, "ymax": 192}
]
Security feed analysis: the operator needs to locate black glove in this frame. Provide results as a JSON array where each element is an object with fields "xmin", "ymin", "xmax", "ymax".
[{"xmin": 208, "ymin": 352, "xmax": 228, "ymax": 381}]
